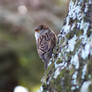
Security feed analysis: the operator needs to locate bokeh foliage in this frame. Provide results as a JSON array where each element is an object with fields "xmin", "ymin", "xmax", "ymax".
[{"xmin": 0, "ymin": 22, "xmax": 44, "ymax": 91}]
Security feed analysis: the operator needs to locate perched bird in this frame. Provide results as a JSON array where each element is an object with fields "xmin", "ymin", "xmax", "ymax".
[{"xmin": 34, "ymin": 24, "xmax": 57, "ymax": 69}]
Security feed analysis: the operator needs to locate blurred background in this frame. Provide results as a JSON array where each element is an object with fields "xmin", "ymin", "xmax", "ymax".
[{"xmin": 0, "ymin": 0, "xmax": 69, "ymax": 92}]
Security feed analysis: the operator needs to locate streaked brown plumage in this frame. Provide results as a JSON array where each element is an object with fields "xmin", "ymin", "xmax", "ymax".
[{"xmin": 34, "ymin": 24, "xmax": 57, "ymax": 69}]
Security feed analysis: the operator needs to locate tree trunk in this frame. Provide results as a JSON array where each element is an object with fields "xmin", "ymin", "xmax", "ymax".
[{"xmin": 38, "ymin": 0, "xmax": 92, "ymax": 92}]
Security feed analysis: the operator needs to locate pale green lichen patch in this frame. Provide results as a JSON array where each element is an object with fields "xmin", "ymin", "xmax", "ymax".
[{"xmin": 81, "ymin": 81, "xmax": 92, "ymax": 92}]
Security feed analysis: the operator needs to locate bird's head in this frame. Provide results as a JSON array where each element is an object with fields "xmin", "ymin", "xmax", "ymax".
[
  {"xmin": 34, "ymin": 24, "xmax": 49, "ymax": 40},
  {"xmin": 35, "ymin": 24, "xmax": 49, "ymax": 33}
]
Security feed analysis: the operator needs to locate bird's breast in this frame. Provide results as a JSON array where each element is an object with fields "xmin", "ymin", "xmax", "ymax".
[{"xmin": 35, "ymin": 32, "xmax": 40, "ymax": 40}]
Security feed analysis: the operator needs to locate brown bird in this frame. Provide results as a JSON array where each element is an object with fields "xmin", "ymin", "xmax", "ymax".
[{"xmin": 34, "ymin": 24, "xmax": 57, "ymax": 69}]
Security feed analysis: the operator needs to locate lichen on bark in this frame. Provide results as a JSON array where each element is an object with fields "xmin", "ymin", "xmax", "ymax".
[{"xmin": 38, "ymin": 0, "xmax": 92, "ymax": 92}]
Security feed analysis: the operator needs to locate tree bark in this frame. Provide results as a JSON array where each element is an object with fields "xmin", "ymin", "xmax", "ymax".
[{"xmin": 38, "ymin": 0, "xmax": 92, "ymax": 92}]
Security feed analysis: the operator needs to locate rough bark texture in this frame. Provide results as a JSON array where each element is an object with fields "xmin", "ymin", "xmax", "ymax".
[{"xmin": 38, "ymin": 0, "xmax": 92, "ymax": 92}]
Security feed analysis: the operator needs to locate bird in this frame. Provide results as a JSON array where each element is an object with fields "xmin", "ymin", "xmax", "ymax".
[{"xmin": 34, "ymin": 24, "xmax": 57, "ymax": 69}]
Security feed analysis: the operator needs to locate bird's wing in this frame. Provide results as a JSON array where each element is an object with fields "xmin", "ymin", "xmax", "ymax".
[
  {"xmin": 37, "ymin": 34, "xmax": 49, "ymax": 55},
  {"xmin": 37, "ymin": 31, "xmax": 56, "ymax": 56},
  {"xmin": 48, "ymin": 31, "xmax": 57, "ymax": 50}
]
